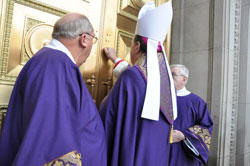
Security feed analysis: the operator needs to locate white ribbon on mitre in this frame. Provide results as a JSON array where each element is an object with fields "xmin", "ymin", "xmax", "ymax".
[{"xmin": 136, "ymin": 1, "xmax": 177, "ymax": 121}]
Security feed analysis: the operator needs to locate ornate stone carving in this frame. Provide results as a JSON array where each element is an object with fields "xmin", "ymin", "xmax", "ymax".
[
  {"xmin": 0, "ymin": 0, "xmax": 15, "ymax": 82},
  {"xmin": 229, "ymin": 0, "xmax": 241, "ymax": 165}
]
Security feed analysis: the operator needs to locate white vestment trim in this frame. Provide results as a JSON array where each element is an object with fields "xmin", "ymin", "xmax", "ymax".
[
  {"xmin": 141, "ymin": 39, "xmax": 161, "ymax": 121},
  {"xmin": 45, "ymin": 39, "xmax": 76, "ymax": 64},
  {"xmin": 177, "ymin": 87, "xmax": 191, "ymax": 97},
  {"xmin": 113, "ymin": 60, "xmax": 129, "ymax": 78}
]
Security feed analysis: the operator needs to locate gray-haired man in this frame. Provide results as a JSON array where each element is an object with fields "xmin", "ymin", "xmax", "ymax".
[
  {"xmin": 169, "ymin": 64, "xmax": 213, "ymax": 166},
  {"xmin": 0, "ymin": 13, "xmax": 106, "ymax": 166}
]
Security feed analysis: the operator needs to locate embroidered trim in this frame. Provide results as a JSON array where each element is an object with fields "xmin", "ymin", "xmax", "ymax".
[
  {"xmin": 189, "ymin": 125, "xmax": 211, "ymax": 150},
  {"xmin": 43, "ymin": 150, "xmax": 81, "ymax": 166},
  {"xmin": 135, "ymin": 55, "xmax": 146, "ymax": 75},
  {"xmin": 135, "ymin": 54, "xmax": 174, "ymax": 123}
]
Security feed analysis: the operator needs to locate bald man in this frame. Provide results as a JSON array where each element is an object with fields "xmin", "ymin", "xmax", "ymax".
[{"xmin": 0, "ymin": 13, "xmax": 106, "ymax": 166}]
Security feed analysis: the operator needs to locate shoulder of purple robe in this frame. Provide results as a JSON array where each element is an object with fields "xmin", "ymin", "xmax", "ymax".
[
  {"xmin": 100, "ymin": 66, "xmax": 146, "ymax": 118},
  {"xmin": 181, "ymin": 93, "xmax": 213, "ymax": 164},
  {"xmin": 100, "ymin": 66, "xmax": 146, "ymax": 165},
  {"xmin": 100, "ymin": 66, "xmax": 173, "ymax": 166},
  {"xmin": 100, "ymin": 66, "xmax": 146, "ymax": 126},
  {"xmin": 0, "ymin": 48, "xmax": 106, "ymax": 166}
]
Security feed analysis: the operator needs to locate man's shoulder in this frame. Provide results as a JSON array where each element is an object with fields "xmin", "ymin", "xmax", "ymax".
[
  {"xmin": 22, "ymin": 47, "xmax": 77, "ymax": 78},
  {"xmin": 188, "ymin": 92, "xmax": 207, "ymax": 105},
  {"xmin": 34, "ymin": 47, "xmax": 67, "ymax": 60},
  {"xmin": 31, "ymin": 47, "xmax": 75, "ymax": 67},
  {"xmin": 116, "ymin": 66, "xmax": 146, "ymax": 89},
  {"xmin": 120, "ymin": 66, "xmax": 143, "ymax": 79}
]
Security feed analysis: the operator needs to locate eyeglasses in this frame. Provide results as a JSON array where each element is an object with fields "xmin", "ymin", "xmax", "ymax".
[
  {"xmin": 172, "ymin": 73, "xmax": 183, "ymax": 77},
  {"xmin": 79, "ymin": 32, "xmax": 98, "ymax": 44}
]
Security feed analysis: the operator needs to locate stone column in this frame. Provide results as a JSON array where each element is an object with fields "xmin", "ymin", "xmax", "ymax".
[
  {"xmin": 209, "ymin": 0, "xmax": 247, "ymax": 165},
  {"xmin": 171, "ymin": 0, "xmax": 250, "ymax": 165},
  {"xmin": 236, "ymin": 0, "xmax": 250, "ymax": 165}
]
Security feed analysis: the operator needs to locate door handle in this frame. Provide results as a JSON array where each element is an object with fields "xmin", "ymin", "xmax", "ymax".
[
  {"xmin": 86, "ymin": 75, "xmax": 96, "ymax": 103},
  {"xmin": 103, "ymin": 77, "xmax": 112, "ymax": 95}
]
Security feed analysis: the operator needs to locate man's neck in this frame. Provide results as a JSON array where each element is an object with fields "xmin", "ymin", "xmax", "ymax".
[{"xmin": 177, "ymin": 87, "xmax": 191, "ymax": 96}]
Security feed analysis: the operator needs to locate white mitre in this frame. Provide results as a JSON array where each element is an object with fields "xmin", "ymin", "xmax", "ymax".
[{"xmin": 136, "ymin": 1, "xmax": 177, "ymax": 121}]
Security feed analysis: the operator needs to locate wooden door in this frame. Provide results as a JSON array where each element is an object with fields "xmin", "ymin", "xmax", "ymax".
[
  {"xmin": 0, "ymin": 0, "xmax": 170, "ymax": 133},
  {"xmin": 97, "ymin": 0, "xmax": 171, "ymax": 107}
]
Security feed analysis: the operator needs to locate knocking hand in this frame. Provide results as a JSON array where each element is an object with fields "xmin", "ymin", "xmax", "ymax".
[
  {"xmin": 103, "ymin": 47, "xmax": 118, "ymax": 62},
  {"xmin": 172, "ymin": 130, "xmax": 185, "ymax": 143}
]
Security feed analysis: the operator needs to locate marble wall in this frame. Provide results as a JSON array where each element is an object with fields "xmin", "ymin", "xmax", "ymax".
[
  {"xmin": 171, "ymin": 0, "xmax": 211, "ymax": 102},
  {"xmin": 170, "ymin": 0, "xmax": 250, "ymax": 165}
]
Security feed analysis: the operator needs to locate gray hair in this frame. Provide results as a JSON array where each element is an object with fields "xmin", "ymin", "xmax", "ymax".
[
  {"xmin": 170, "ymin": 64, "xmax": 189, "ymax": 78},
  {"xmin": 52, "ymin": 14, "xmax": 94, "ymax": 38}
]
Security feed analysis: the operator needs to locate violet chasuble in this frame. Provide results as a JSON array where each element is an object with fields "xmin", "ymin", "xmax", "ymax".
[
  {"xmin": 169, "ymin": 93, "xmax": 213, "ymax": 166},
  {"xmin": 0, "ymin": 47, "xmax": 107, "ymax": 166},
  {"xmin": 100, "ymin": 53, "xmax": 174, "ymax": 166}
]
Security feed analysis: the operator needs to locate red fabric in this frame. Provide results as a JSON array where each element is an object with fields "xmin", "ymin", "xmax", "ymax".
[{"xmin": 113, "ymin": 60, "xmax": 124, "ymax": 69}]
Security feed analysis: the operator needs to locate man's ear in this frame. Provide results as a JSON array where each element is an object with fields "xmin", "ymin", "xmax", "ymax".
[
  {"xmin": 183, "ymin": 76, "xmax": 188, "ymax": 82},
  {"xmin": 79, "ymin": 34, "xmax": 88, "ymax": 48}
]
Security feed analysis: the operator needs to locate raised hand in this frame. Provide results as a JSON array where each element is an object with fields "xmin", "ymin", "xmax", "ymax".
[{"xmin": 103, "ymin": 47, "xmax": 118, "ymax": 62}]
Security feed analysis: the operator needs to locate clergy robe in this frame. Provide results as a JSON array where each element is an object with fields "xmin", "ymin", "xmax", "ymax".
[
  {"xmin": 100, "ymin": 54, "xmax": 174, "ymax": 166},
  {"xmin": 169, "ymin": 92, "xmax": 213, "ymax": 166},
  {"xmin": 0, "ymin": 47, "xmax": 106, "ymax": 166}
]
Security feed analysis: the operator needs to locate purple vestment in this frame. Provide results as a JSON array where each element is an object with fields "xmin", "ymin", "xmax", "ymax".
[
  {"xmin": 169, "ymin": 93, "xmax": 213, "ymax": 166},
  {"xmin": 0, "ymin": 47, "xmax": 107, "ymax": 166},
  {"xmin": 100, "ymin": 54, "xmax": 173, "ymax": 166}
]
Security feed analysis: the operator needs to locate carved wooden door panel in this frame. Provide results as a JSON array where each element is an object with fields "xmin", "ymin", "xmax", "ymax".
[
  {"xmin": 0, "ymin": 0, "xmax": 171, "ymax": 132},
  {"xmin": 97, "ymin": 0, "xmax": 171, "ymax": 107},
  {"xmin": 0, "ymin": 0, "xmax": 105, "ymax": 133}
]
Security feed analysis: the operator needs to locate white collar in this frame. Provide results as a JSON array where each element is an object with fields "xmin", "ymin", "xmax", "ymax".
[
  {"xmin": 45, "ymin": 39, "xmax": 76, "ymax": 64},
  {"xmin": 177, "ymin": 87, "xmax": 191, "ymax": 96}
]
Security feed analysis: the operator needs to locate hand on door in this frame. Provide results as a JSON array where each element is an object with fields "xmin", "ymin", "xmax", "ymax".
[{"xmin": 103, "ymin": 47, "xmax": 118, "ymax": 62}]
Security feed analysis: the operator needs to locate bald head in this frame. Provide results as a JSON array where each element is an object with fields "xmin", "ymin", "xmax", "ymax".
[
  {"xmin": 52, "ymin": 13, "xmax": 94, "ymax": 39},
  {"xmin": 56, "ymin": 13, "xmax": 82, "ymax": 25}
]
